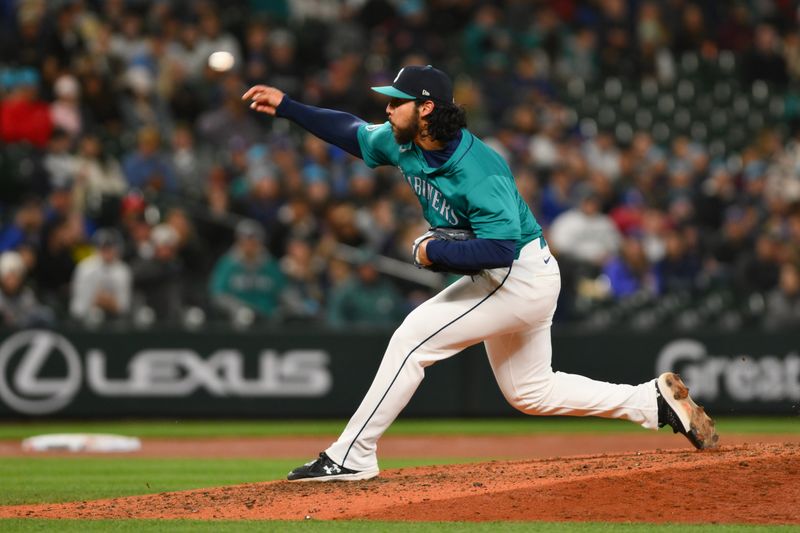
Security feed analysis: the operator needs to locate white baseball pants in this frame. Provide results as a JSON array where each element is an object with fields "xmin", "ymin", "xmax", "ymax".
[{"xmin": 326, "ymin": 240, "xmax": 659, "ymax": 471}]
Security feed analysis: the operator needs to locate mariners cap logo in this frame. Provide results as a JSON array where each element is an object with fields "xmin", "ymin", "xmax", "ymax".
[{"xmin": 371, "ymin": 65, "xmax": 454, "ymax": 104}]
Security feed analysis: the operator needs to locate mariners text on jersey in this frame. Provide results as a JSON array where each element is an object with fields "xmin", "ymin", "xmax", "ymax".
[{"xmin": 401, "ymin": 171, "xmax": 460, "ymax": 226}]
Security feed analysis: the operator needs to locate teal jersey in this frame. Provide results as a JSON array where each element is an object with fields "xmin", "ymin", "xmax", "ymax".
[
  {"xmin": 209, "ymin": 251, "xmax": 286, "ymax": 317},
  {"xmin": 357, "ymin": 122, "xmax": 541, "ymax": 258}
]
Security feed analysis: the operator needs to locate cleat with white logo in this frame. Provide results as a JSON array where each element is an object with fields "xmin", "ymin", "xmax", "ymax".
[
  {"xmin": 656, "ymin": 372, "xmax": 719, "ymax": 450},
  {"xmin": 287, "ymin": 452, "xmax": 379, "ymax": 482}
]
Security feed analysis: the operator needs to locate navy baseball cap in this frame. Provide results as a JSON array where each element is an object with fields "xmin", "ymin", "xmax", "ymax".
[{"xmin": 372, "ymin": 65, "xmax": 454, "ymax": 104}]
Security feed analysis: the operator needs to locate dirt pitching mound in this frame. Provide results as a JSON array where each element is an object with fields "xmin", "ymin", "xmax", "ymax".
[{"xmin": 2, "ymin": 442, "xmax": 798, "ymax": 524}]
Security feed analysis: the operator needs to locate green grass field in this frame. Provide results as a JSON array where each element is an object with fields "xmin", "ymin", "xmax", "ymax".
[
  {"xmin": 0, "ymin": 417, "xmax": 797, "ymax": 532},
  {"xmin": 0, "ymin": 415, "xmax": 796, "ymax": 440}
]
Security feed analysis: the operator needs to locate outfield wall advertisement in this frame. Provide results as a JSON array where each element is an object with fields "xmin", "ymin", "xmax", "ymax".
[{"xmin": 0, "ymin": 328, "xmax": 798, "ymax": 417}]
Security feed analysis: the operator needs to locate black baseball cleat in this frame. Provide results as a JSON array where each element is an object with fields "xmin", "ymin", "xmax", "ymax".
[
  {"xmin": 287, "ymin": 452, "xmax": 379, "ymax": 482},
  {"xmin": 656, "ymin": 372, "xmax": 719, "ymax": 450}
]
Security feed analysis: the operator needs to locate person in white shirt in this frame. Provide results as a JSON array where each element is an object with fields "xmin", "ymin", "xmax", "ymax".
[
  {"xmin": 549, "ymin": 186, "xmax": 622, "ymax": 267},
  {"xmin": 70, "ymin": 229, "xmax": 132, "ymax": 323}
]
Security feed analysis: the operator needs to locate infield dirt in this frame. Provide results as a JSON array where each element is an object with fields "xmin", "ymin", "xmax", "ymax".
[{"xmin": 2, "ymin": 442, "xmax": 798, "ymax": 524}]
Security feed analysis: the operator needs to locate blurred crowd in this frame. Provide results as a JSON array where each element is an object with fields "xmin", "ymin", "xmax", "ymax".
[{"xmin": 3, "ymin": 0, "xmax": 800, "ymax": 331}]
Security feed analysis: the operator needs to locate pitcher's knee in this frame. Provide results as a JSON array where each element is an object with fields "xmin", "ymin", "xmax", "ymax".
[
  {"xmin": 390, "ymin": 309, "xmax": 444, "ymax": 349},
  {"xmin": 386, "ymin": 324, "xmax": 419, "ymax": 355},
  {"xmin": 507, "ymin": 396, "xmax": 547, "ymax": 415},
  {"xmin": 504, "ymin": 380, "xmax": 554, "ymax": 415},
  {"xmin": 384, "ymin": 327, "xmax": 426, "ymax": 366},
  {"xmin": 386, "ymin": 319, "xmax": 450, "ymax": 368}
]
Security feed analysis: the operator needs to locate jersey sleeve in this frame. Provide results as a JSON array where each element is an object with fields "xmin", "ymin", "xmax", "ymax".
[
  {"xmin": 466, "ymin": 175, "xmax": 522, "ymax": 241},
  {"xmin": 357, "ymin": 122, "xmax": 400, "ymax": 168}
]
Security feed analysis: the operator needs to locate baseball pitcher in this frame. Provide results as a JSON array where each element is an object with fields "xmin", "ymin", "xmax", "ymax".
[{"xmin": 243, "ymin": 65, "xmax": 718, "ymax": 482}]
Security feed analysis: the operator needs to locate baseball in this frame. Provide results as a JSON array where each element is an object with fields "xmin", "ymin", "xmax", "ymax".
[{"xmin": 208, "ymin": 51, "xmax": 234, "ymax": 72}]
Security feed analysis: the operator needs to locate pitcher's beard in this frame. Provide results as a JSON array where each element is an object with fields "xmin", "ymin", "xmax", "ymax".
[
  {"xmin": 391, "ymin": 120, "xmax": 419, "ymax": 145},
  {"xmin": 391, "ymin": 105, "xmax": 421, "ymax": 145}
]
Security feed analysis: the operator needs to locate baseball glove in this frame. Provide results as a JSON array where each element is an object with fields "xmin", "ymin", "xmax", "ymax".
[{"xmin": 412, "ymin": 227, "xmax": 481, "ymax": 276}]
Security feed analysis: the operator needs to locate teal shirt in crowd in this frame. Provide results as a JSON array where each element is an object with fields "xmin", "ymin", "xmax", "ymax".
[
  {"xmin": 357, "ymin": 122, "xmax": 542, "ymax": 258},
  {"xmin": 326, "ymin": 276, "xmax": 405, "ymax": 328},
  {"xmin": 209, "ymin": 251, "xmax": 286, "ymax": 317}
]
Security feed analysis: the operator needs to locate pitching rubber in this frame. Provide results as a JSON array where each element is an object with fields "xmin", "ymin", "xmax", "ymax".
[{"xmin": 658, "ymin": 372, "xmax": 720, "ymax": 450}]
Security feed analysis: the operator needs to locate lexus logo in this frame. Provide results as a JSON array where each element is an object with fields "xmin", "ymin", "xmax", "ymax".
[{"xmin": 0, "ymin": 330, "xmax": 82, "ymax": 415}]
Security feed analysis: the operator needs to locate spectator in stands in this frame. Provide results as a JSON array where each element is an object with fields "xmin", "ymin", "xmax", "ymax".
[
  {"xmin": 549, "ymin": 185, "xmax": 621, "ymax": 267},
  {"xmin": 325, "ymin": 203, "xmax": 368, "ymax": 248},
  {"xmin": 583, "ymin": 132, "xmax": 622, "ymax": 182},
  {"xmin": 131, "ymin": 223, "xmax": 184, "ymax": 322},
  {"xmin": 49, "ymin": 74, "xmax": 83, "ymax": 140},
  {"xmin": 204, "ymin": 164, "xmax": 232, "ymax": 219},
  {"xmin": 70, "ymin": 228, "xmax": 131, "ymax": 324},
  {"xmin": 735, "ymin": 232, "xmax": 781, "ymax": 294},
  {"xmin": 108, "ymin": 9, "xmax": 149, "ymax": 68},
  {"xmin": 270, "ymin": 193, "xmax": 322, "ymax": 257},
  {"xmin": 233, "ymin": 161, "xmax": 285, "ymax": 230},
  {"xmin": 42, "ymin": 128, "xmax": 78, "ymax": 192},
  {"xmin": 164, "ymin": 20, "xmax": 208, "ymax": 83},
  {"xmin": 170, "ymin": 124, "xmax": 211, "ymax": 199},
  {"xmin": 302, "ymin": 165, "xmax": 334, "ymax": 213},
  {"xmin": 539, "ymin": 166, "xmax": 574, "ymax": 227},
  {"xmin": 0, "ymin": 6, "xmax": 47, "ymax": 68},
  {"xmin": 636, "ymin": 1, "xmax": 669, "ymax": 54},
  {"xmin": 165, "ymin": 208, "xmax": 208, "ymax": 271},
  {"xmin": 118, "ymin": 191, "xmax": 151, "ymax": 261},
  {"xmin": 43, "ymin": 180, "xmax": 79, "ymax": 227},
  {"xmin": 197, "ymin": 11, "xmax": 242, "ymax": 70},
  {"xmin": 557, "ymin": 26, "xmax": 598, "ymax": 82},
  {"xmin": 610, "ymin": 188, "xmax": 646, "ymax": 236},
  {"xmin": 263, "ymin": 29, "xmax": 303, "ymax": 97},
  {"xmin": 763, "ymin": 262, "xmax": 800, "ymax": 330},
  {"xmin": 302, "ymin": 133, "xmax": 347, "ymax": 199},
  {"xmin": 0, "ymin": 67, "xmax": 52, "ymax": 147},
  {"xmin": 638, "ymin": 208, "xmax": 668, "ymax": 263},
  {"xmin": 360, "ymin": 197, "xmax": 398, "ymax": 255},
  {"xmin": 603, "ymin": 235, "xmax": 658, "ymax": 299},
  {"xmin": 122, "ymin": 126, "xmax": 177, "ymax": 195},
  {"xmin": 597, "ymin": 0, "xmax": 637, "ymax": 79},
  {"xmin": 655, "ymin": 228, "xmax": 702, "ymax": 294},
  {"xmin": 72, "ymin": 133, "xmax": 127, "ymax": 224},
  {"xmin": 34, "ymin": 212, "xmax": 88, "ymax": 308},
  {"xmin": 671, "ymin": 3, "xmax": 706, "ymax": 57},
  {"xmin": 164, "ymin": 207, "xmax": 211, "ymax": 308},
  {"xmin": 743, "ymin": 24, "xmax": 788, "ymax": 86},
  {"xmin": 280, "ymin": 237, "xmax": 324, "ymax": 321},
  {"xmin": 81, "ymin": 72, "xmax": 123, "ymax": 136},
  {"xmin": 326, "ymin": 252, "xmax": 404, "ymax": 328},
  {"xmin": 462, "ymin": 5, "xmax": 505, "ymax": 74},
  {"xmin": 197, "ymin": 74, "xmax": 263, "ymax": 148},
  {"xmin": 717, "ymin": 3, "xmax": 753, "ymax": 54},
  {"xmin": 707, "ymin": 206, "xmax": 756, "ymax": 281},
  {"xmin": 47, "ymin": 3, "xmax": 87, "ymax": 69},
  {"xmin": 695, "ymin": 164, "xmax": 738, "ymax": 230},
  {"xmin": 119, "ymin": 66, "xmax": 173, "ymax": 137},
  {"xmin": 209, "ymin": 219, "xmax": 286, "ymax": 322},
  {"xmin": 0, "ymin": 251, "xmax": 53, "ymax": 328},
  {"xmin": 0, "ymin": 197, "xmax": 44, "ymax": 254}
]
